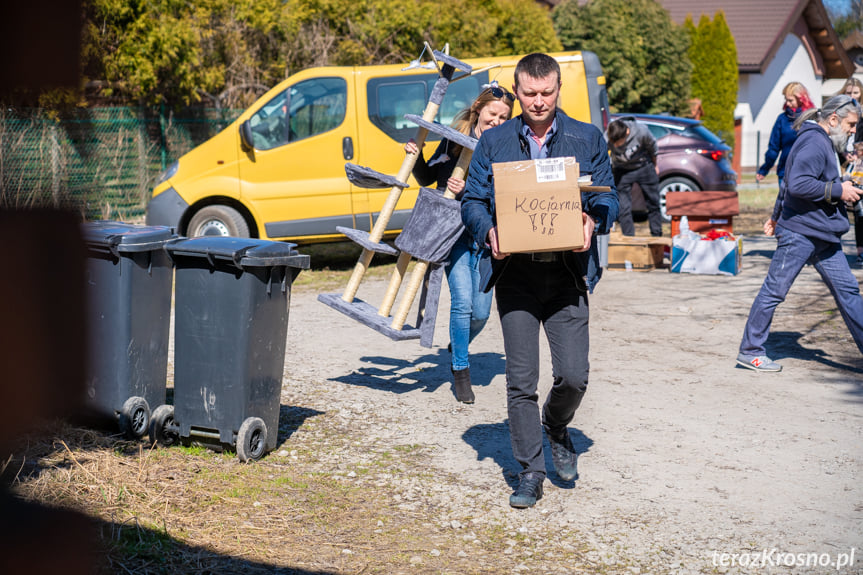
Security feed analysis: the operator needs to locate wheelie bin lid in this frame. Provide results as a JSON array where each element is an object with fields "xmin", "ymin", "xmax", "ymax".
[
  {"xmin": 164, "ymin": 237, "xmax": 310, "ymax": 269},
  {"xmin": 82, "ymin": 221, "xmax": 176, "ymax": 254}
]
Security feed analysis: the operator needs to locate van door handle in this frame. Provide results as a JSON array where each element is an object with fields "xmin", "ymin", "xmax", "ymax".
[{"xmin": 342, "ymin": 137, "xmax": 354, "ymax": 160}]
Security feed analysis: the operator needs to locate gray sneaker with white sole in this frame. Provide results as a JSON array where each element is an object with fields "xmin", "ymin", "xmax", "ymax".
[{"xmin": 736, "ymin": 353, "xmax": 782, "ymax": 372}]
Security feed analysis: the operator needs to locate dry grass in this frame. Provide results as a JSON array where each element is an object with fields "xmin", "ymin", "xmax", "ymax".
[{"xmin": 3, "ymin": 417, "xmax": 598, "ymax": 574}]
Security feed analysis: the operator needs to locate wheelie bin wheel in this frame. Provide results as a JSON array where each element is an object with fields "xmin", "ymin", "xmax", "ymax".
[
  {"xmin": 149, "ymin": 405, "xmax": 179, "ymax": 447},
  {"xmin": 236, "ymin": 417, "xmax": 267, "ymax": 462},
  {"xmin": 119, "ymin": 396, "xmax": 150, "ymax": 439}
]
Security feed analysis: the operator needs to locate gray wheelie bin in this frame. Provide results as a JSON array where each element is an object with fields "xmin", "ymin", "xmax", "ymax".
[
  {"xmin": 150, "ymin": 237, "xmax": 309, "ymax": 461},
  {"xmin": 82, "ymin": 221, "xmax": 175, "ymax": 438}
]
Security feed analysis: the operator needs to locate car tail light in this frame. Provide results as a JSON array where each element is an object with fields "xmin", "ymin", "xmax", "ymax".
[{"xmin": 698, "ymin": 149, "xmax": 724, "ymax": 161}]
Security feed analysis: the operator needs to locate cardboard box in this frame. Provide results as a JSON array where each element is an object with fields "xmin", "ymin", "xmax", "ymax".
[
  {"xmin": 671, "ymin": 235, "xmax": 742, "ymax": 275},
  {"xmin": 607, "ymin": 235, "xmax": 671, "ymax": 271},
  {"xmin": 666, "ymin": 191, "xmax": 739, "ymax": 236},
  {"xmin": 493, "ymin": 157, "xmax": 584, "ymax": 253}
]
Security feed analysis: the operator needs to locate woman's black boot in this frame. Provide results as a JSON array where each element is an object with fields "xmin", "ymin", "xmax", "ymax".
[{"xmin": 453, "ymin": 367, "xmax": 474, "ymax": 404}]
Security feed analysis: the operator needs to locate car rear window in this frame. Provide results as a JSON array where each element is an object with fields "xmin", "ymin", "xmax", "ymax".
[
  {"xmin": 681, "ymin": 124, "xmax": 725, "ymax": 145},
  {"xmin": 645, "ymin": 124, "xmax": 670, "ymax": 139}
]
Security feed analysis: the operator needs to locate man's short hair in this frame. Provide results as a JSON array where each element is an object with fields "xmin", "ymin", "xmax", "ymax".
[
  {"xmin": 607, "ymin": 119, "xmax": 628, "ymax": 143},
  {"xmin": 514, "ymin": 53, "xmax": 561, "ymax": 87}
]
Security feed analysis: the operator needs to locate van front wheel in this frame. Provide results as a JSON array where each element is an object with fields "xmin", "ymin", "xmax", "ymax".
[{"xmin": 188, "ymin": 205, "xmax": 250, "ymax": 237}]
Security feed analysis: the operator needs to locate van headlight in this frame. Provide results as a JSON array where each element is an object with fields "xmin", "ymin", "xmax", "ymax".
[{"xmin": 155, "ymin": 161, "xmax": 179, "ymax": 186}]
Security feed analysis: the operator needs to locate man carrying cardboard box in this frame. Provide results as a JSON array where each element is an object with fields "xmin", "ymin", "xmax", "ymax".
[{"xmin": 461, "ymin": 53, "xmax": 618, "ymax": 509}]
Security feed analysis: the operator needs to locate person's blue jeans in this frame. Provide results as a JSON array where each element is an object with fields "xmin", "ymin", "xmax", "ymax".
[
  {"xmin": 494, "ymin": 256, "xmax": 590, "ymax": 478},
  {"xmin": 444, "ymin": 234, "xmax": 494, "ymax": 371},
  {"xmin": 740, "ymin": 225, "xmax": 863, "ymax": 356}
]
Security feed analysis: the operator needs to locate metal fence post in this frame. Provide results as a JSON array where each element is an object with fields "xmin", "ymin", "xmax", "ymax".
[
  {"xmin": 137, "ymin": 107, "xmax": 148, "ymax": 202},
  {"xmin": 756, "ymin": 131, "xmax": 760, "ymax": 173},
  {"xmin": 159, "ymin": 103, "xmax": 167, "ymax": 172},
  {"xmin": 50, "ymin": 121, "xmax": 60, "ymax": 206}
]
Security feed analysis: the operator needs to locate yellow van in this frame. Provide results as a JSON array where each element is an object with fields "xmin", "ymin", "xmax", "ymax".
[{"xmin": 146, "ymin": 51, "xmax": 609, "ymax": 242}]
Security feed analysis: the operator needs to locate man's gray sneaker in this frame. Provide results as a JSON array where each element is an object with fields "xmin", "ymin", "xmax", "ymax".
[
  {"xmin": 509, "ymin": 471, "xmax": 544, "ymax": 508},
  {"xmin": 545, "ymin": 426, "xmax": 578, "ymax": 481},
  {"xmin": 736, "ymin": 353, "xmax": 782, "ymax": 372}
]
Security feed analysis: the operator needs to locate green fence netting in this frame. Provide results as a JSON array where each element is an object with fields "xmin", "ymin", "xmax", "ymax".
[{"xmin": 0, "ymin": 106, "xmax": 243, "ymax": 221}]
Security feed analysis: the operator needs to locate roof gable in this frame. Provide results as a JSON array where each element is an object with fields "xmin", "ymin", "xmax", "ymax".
[{"xmin": 658, "ymin": 0, "xmax": 852, "ymax": 78}]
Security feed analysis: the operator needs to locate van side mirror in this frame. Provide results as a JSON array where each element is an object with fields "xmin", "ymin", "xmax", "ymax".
[{"xmin": 239, "ymin": 120, "xmax": 255, "ymax": 150}]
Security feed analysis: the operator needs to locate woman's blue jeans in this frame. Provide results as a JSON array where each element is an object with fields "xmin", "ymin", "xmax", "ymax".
[
  {"xmin": 739, "ymin": 225, "xmax": 863, "ymax": 356},
  {"xmin": 444, "ymin": 234, "xmax": 493, "ymax": 370}
]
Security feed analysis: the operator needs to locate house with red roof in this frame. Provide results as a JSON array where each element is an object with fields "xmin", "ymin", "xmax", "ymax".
[
  {"xmin": 658, "ymin": 0, "xmax": 853, "ymax": 173},
  {"xmin": 544, "ymin": 0, "xmax": 854, "ymax": 173}
]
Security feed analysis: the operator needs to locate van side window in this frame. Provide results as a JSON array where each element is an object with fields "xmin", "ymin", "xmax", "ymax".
[
  {"xmin": 367, "ymin": 72, "xmax": 489, "ymax": 142},
  {"xmin": 248, "ymin": 90, "xmax": 290, "ymax": 150},
  {"xmin": 248, "ymin": 77, "xmax": 347, "ymax": 150}
]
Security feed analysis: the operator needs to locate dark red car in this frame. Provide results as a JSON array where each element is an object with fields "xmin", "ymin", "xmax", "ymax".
[{"xmin": 609, "ymin": 113, "xmax": 737, "ymax": 221}]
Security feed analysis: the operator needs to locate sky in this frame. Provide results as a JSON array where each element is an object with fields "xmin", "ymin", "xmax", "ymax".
[{"xmin": 823, "ymin": 0, "xmax": 852, "ymax": 16}]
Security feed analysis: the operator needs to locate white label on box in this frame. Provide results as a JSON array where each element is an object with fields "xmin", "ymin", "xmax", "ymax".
[{"xmin": 534, "ymin": 158, "xmax": 567, "ymax": 183}]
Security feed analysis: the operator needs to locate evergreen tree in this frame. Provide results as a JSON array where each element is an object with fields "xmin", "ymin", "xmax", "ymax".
[
  {"xmin": 687, "ymin": 11, "xmax": 738, "ymax": 149},
  {"xmin": 685, "ymin": 15, "xmax": 708, "ymax": 109},
  {"xmin": 552, "ymin": 0, "xmax": 691, "ymax": 116},
  {"xmin": 827, "ymin": 0, "xmax": 863, "ymax": 39}
]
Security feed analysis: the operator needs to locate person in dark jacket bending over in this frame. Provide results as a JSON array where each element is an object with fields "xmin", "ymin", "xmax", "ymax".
[
  {"xmin": 737, "ymin": 94, "xmax": 863, "ymax": 372},
  {"xmin": 606, "ymin": 117, "xmax": 662, "ymax": 236},
  {"xmin": 461, "ymin": 53, "xmax": 619, "ymax": 508}
]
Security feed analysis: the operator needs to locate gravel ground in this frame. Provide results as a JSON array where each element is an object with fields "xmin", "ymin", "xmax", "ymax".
[{"xmin": 281, "ymin": 229, "xmax": 863, "ymax": 574}]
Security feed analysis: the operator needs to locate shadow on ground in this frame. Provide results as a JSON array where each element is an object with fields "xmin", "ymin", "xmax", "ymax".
[
  {"xmin": 276, "ymin": 405, "xmax": 326, "ymax": 450},
  {"xmin": 0, "ymin": 493, "xmax": 338, "ymax": 575},
  {"xmin": 764, "ymin": 330, "xmax": 863, "ymax": 381},
  {"xmin": 328, "ymin": 349, "xmax": 505, "ymax": 401},
  {"xmin": 463, "ymin": 421, "xmax": 594, "ymax": 491}
]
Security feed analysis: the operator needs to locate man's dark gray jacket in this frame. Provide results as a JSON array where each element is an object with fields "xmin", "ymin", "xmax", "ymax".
[{"xmin": 607, "ymin": 116, "xmax": 658, "ymax": 171}]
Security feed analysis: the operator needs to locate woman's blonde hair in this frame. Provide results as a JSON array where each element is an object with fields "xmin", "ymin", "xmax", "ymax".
[
  {"xmin": 447, "ymin": 86, "xmax": 515, "ymax": 156},
  {"xmin": 839, "ymin": 77, "xmax": 863, "ymax": 97}
]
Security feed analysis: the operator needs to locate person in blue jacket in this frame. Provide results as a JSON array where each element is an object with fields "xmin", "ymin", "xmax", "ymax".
[
  {"xmin": 404, "ymin": 85, "xmax": 515, "ymax": 404},
  {"xmin": 738, "ymin": 94, "xmax": 863, "ymax": 372},
  {"xmin": 756, "ymin": 81, "xmax": 815, "ymax": 190},
  {"xmin": 461, "ymin": 53, "xmax": 618, "ymax": 508}
]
